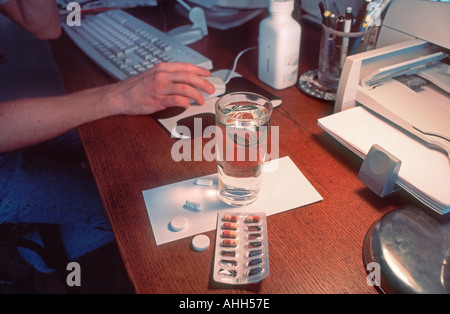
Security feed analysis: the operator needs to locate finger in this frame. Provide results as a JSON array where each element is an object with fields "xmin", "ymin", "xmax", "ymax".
[
  {"xmin": 141, "ymin": 66, "xmax": 214, "ymax": 96},
  {"xmin": 152, "ymin": 62, "xmax": 211, "ymax": 77},
  {"xmin": 161, "ymin": 94, "xmax": 191, "ymax": 109},
  {"xmin": 167, "ymin": 72, "xmax": 215, "ymax": 95},
  {"xmin": 166, "ymin": 83, "xmax": 206, "ymax": 105}
]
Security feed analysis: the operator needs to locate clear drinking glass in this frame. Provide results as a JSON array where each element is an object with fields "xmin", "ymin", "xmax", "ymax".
[{"xmin": 215, "ymin": 92, "xmax": 273, "ymax": 206}]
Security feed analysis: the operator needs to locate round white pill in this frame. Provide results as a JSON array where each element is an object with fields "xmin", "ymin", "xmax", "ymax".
[
  {"xmin": 192, "ymin": 234, "xmax": 210, "ymax": 251},
  {"xmin": 170, "ymin": 216, "xmax": 188, "ymax": 232}
]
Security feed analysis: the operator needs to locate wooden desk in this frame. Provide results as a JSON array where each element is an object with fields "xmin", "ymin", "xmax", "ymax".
[{"xmin": 50, "ymin": 3, "xmax": 419, "ymax": 294}]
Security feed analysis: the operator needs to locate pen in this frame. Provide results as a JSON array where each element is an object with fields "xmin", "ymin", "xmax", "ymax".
[
  {"xmin": 323, "ymin": 10, "xmax": 332, "ymax": 27},
  {"xmin": 319, "ymin": 2, "xmax": 326, "ymax": 25},
  {"xmin": 353, "ymin": 0, "xmax": 372, "ymax": 32},
  {"xmin": 329, "ymin": 15, "xmax": 344, "ymax": 81},
  {"xmin": 335, "ymin": 16, "xmax": 345, "ymax": 38},
  {"xmin": 341, "ymin": 7, "xmax": 353, "ymax": 65},
  {"xmin": 330, "ymin": 13, "xmax": 337, "ymax": 29},
  {"xmin": 344, "ymin": 6, "xmax": 353, "ymax": 31},
  {"xmin": 350, "ymin": 21, "xmax": 369, "ymax": 55},
  {"xmin": 348, "ymin": 0, "xmax": 371, "ymax": 55},
  {"xmin": 334, "ymin": 15, "xmax": 345, "ymax": 63}
]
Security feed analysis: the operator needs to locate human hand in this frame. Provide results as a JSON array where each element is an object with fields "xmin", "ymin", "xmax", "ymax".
[{"xmin": 108, "ymin": 62, "xmax": 215, "ymax": 115}]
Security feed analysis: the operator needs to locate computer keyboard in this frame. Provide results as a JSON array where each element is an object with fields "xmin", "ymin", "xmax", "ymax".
[{"xmin": 62, "ymin": 9, "xmax": 213, "ymax": 81}]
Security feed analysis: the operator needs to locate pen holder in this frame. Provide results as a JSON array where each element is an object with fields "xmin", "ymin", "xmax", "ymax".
[
  {"xmin": 298, "ymin": 24, "xmax": 373, "ymax": 101},
  {"xmin": 318, "ymin": 24, "xmax": 372, "ymax": 92}
]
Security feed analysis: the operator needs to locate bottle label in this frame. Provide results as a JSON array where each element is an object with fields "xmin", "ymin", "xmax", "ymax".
[{"xmin": 283, "ymin": 52, "xmax": 299, "ymax": 84}]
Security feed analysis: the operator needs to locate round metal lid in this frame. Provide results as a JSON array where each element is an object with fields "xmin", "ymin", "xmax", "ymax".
[{"xmin": 363, "ymin": 206, "xmax": 450, "ymax": 294}]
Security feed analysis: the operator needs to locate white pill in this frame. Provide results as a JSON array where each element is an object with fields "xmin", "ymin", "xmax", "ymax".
[
  {"xmin": 170, "ymin": 216, "xmax": 188, "ymax": 232},
  {"xmin": 185, "ymin": 200, "xmax": 202, "ymax": 211},
  {"xmin": 192, "ymin": 234, "xmax": 210, "ymax": 251},
  {"xmin": 195, "ymin": 178, "xmax": 213, "ymax": 186}
]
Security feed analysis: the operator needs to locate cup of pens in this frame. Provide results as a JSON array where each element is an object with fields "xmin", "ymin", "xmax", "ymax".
[
  {"xmin": 298, "ymin": 0, "xmax": 383, "ymax": 101},
  {"xmin": 317, "ymin": 23, "xmax": 372, "ymax": 93}
]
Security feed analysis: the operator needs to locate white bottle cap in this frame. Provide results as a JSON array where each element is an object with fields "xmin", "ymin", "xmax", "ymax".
[
  {"xmin": 192, "ymin": 234, "xmax": 210, "ymax": 251},
  {"xmin": 270, "ymin": 0, "xmax": 294, "ymax": 13}
]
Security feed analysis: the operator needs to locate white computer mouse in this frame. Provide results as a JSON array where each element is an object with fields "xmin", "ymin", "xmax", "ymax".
[
  {"xmin": 205, "ymin": 76, "xmax": 226, "ymax": 97},
  {"xmin": 195, "ymin": 76, "xmax": 226, "ymax": 102}
]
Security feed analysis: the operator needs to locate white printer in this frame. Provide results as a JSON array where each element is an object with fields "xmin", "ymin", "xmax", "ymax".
[
  {"xmin": 320, "ymin": 0, "xmax": 450, "ymax": 214},
  {"xmin": 336, "ymin": 0, "xmax": 450, "ymax": 113}
]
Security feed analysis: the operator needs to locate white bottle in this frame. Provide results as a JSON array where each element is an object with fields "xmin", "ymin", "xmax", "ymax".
[{"xmin": 258, "ymin": 0, "xmax": 301, "ymax": 90}]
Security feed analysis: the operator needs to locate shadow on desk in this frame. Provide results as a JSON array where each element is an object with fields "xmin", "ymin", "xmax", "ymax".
[{"xmin": 0, "ymin": 241, "xmax": 134, "ymax": 294}]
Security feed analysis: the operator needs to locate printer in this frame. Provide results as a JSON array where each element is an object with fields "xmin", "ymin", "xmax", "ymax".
[
  {"xmin": 335, "ymin": 0, "xmax": 450, "ymax": 113},
  {"xmin": 376, "ymin": 0, "xmax": 450, "ymax": 49},
  {"xmin": 322, "ymin": 1, "xmax": 450, "ymax": 293},
  {"xmin": 320, "ymin": 0, "xmax": 450, "ymax": 215}
]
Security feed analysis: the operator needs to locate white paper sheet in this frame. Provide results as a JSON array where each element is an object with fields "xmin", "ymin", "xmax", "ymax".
[{"xmin": 142, "ymin": 156, "xmax": 323, "ymax": 245}]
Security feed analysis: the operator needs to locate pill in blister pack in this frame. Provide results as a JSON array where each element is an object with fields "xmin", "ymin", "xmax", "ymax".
[
  {"xmin": 213, "ymin": 212, "xmax": 269, "ymax": 285},
  {"xmin": 223, "ymin": 222, "xmax": 238, "ymax": 230}
]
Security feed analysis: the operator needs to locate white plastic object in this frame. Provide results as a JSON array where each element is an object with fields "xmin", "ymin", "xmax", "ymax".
[
  {"xmin": 185, "ymin": 200, "xmax": 203, "ymax": 211},
  {"xmin": 258, "ymin": 0, "xmax": 301, "ymax": 89},
  {"xmin": 358, "ymin": 144, "xmax": 401, "ymax": 198},
  {"xmin": 190, "ymin": 76, "xmax": 226, "ymax": 104},
  {"xmin": 195, "ymin": 178, "xmax": 213, "ymax": 186},
  {"xmin": 168, "ymin": 1, "xmax": 208, "ymax": 45},
  {"xmin": 203, "ymin": 76, "xmax": 226, "ymax": 99}
]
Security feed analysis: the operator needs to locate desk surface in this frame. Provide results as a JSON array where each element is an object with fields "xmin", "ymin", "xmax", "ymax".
[{"xmin": 49, "ymin": 3, "xmax": 419, "ymax": 294}]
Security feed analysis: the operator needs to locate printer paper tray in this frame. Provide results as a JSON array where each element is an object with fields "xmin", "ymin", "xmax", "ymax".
[{"xmin": 318, "ymin": 106, "xmax": 450, "ymax": 215}]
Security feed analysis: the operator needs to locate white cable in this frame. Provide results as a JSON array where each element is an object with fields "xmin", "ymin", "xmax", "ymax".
[{"xmin": 223, "ymin": 46, "xmax": 257, "ymax": 84}]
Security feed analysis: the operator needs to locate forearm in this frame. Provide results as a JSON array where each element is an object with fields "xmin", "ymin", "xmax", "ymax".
[
  {"xmin": 0, "ymin": 85, "xmax": 117, "ymax": 153},
  {"xmin": 1, "ymin": 0, "xmax": 61, "ymax": 39},
  {"xmin": 0, "ymin": 63, "xmax": 213, "ymax": 153}
]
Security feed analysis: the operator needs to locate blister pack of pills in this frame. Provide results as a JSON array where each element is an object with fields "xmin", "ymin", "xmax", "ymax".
[{"xmin": 213, "ymin": 212, "xmax": 270, "ymax": 285}]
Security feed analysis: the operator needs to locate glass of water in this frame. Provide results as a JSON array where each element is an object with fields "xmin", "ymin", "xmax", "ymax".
[{"xmin": 215, "ymin": 92, "xmax": 273, "ymax": 206}]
